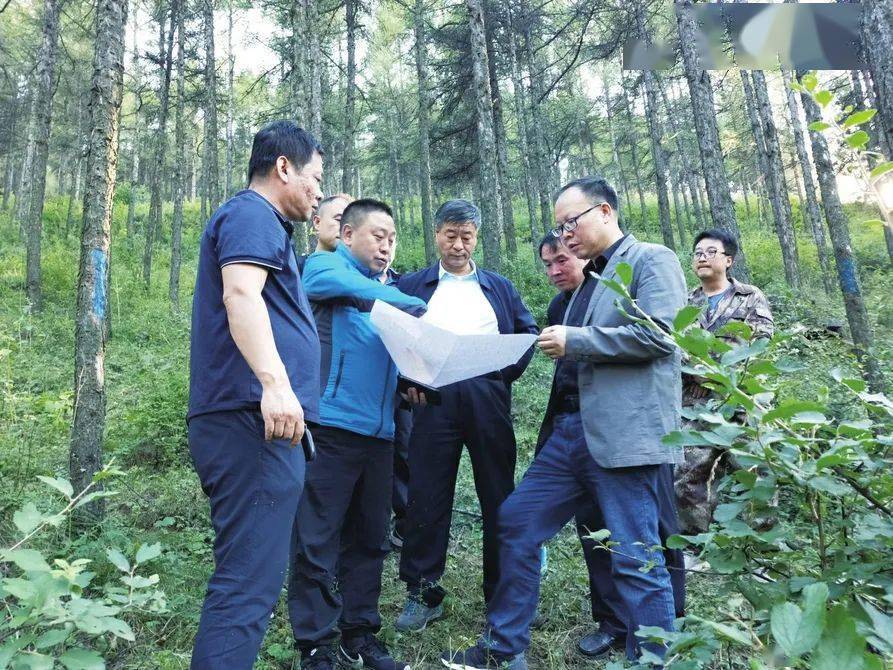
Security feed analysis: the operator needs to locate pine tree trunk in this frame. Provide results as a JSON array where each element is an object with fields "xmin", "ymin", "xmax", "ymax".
[
  {"xmin": 25, "ymin": 0, "xmax": 62, "ymax": 310},
  {"xmin": 290, "ymin": 1, "xmax": 307, "ymax": 128},
  {"xmin": 70, "ymin": 0, "xmax": 128, "ymax": 518},
  {"xmin": 485, "ymin": 17, "xmax": 516, "ymax": 259},
  {"xmin": 203, "ymin": 0, "xmax": 220, "ymax": 210},
  {"xmin": 861, "ymin": 0, "xmax": 893, "ymax": 153},
  {"xmin": 225, "ymin": 1, "xmax": 235, "ymax": 198},
  {"xmin": 305, "ymin": 0, "xmax": 323, "ymax": 141},
  {"xmin": 342, "ymin": 0, "xmax": 358, "ymax": 194},
  {"xmin": 620, "ymin": 77, "xmax": 648, "ymax": 228},
  {"xmin": 466, "ymin": 0, "xmax": 503, "ymax": 271},
  {"xmin": 604, "ymin": 86, "xmax": 632, "ymax": 225},
  {"xmin": 740, "ymin": 70, "xmax": 771, "ymax": 213},
  {"xmin": 143, "ymin": 0, "xmax": 177, "ymax": 288},
  {"xmin": 642, "ymin": 71, "xmax": 675, "ymax": 250},
  {"xmin": 170, "ymin": 2, "xmax": 186, "ymax": 311},
  {"xmin": 740, "ymin": 167, "xmax": 751, "ymax": 219},
  {"xmin": 505, "ymin": 2, "xmax": 539, "ymax": 258},
  {"xmin": 676, "ymin": 0, "xmax": 750, "ymax": 281},
  {"xmin": 413, "ymin": 0, "xmax": 436, "ymax": 264},
  {"xmin": 1, "ymin": 88, "xmax": 18, "ymax": 211},
  {"xmin": 800, "ymin": 88, "xmax": 885, "ymax": 391},
  {"xmin": 781, "ymin": 69, "xmax": 834, "ymax": 294},
  {"xmin": 751, "ymin": 70, "xmax": 800, "ymax": 288},
  {"xmin": 523, "ymin": 28, "xmax": 552, "ymax": 234}
]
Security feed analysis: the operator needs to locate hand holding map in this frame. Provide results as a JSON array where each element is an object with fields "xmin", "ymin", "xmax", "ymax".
[{"xmin": 369, "ymin": 300, "xmax": 537, "ymax": 388}]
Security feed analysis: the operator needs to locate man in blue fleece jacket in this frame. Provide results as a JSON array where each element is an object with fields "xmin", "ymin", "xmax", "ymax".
[{"xmin": 287, "ymin": 199, "xmax": 425, "ymax": 670}]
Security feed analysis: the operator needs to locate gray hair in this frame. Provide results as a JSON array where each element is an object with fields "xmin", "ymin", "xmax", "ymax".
[{"xmin": 434, "ymin": 199, "xmax": 481, "ymax": 231}]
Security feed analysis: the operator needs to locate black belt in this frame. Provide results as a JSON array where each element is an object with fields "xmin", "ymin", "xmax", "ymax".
[{"xmin": 557, "ymin": 393, "xmax": 580, "ymax": 414}]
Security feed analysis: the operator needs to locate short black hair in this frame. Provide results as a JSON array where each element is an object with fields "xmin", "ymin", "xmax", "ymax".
[
  {"xmin": 247, "ymin": 121, "xmax": 323, "ymax": 183},
  {"xmin": 693, "ymin": 229, "xmax": 739, "ymax": 258},
  {"xmin": 554, "ymin": 176, "xmax": 619, "ymax": 212},
  {"xmin": 538, "ymin": 234, "xmax": 563, "ymax": 257},
  {"xmin": 315, "ymin": 194, "xmax": 352, "ymax": 217},
  {"xmin": 340, "ymin": 198, "xmax": 393, "ymax": 232},
  {"xmin": 434, "ymin": 199, "xmax": 481, "ymax": 230}
]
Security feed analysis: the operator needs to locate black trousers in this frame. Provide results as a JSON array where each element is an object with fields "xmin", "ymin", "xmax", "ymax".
[
  {"xmin": 576, "ymin": 463, "xmax": 686, "ymax": 637},
  {"xmin": 287, "ymin": 425, "xmax": 393, "ymax": 647},
  {"xmin": 392, "ymin": 403, "xmax": 412, "ymax": 537},
  {"xmin": 399, "ymin": 375, "xmax": 517, "ymax": 605}
]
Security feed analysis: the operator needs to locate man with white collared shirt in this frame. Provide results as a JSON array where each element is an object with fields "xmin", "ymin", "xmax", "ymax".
[{"xmin": 393, "ymin": 200, "xmax": 538, "ymax": 632}]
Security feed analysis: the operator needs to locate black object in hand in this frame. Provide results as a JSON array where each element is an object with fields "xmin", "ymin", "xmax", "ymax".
[
  {"xmin": 397, "ymin": 376, "xmax": 442, "ymax": 406},
  {"xmin": 301, "ymin": 428, "xmax": 316, "ymax": 462}
]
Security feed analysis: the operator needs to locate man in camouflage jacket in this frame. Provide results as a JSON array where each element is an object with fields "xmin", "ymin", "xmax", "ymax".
[{"xmin": 676, "ymin": 230, "xmax": 774, "ymax": 534}]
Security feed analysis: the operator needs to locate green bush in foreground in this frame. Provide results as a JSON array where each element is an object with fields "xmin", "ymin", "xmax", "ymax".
[
  {"xmin": 0, "ymin": 463, "xmax": 167, "ymax": 669},
  {"xmin": 590, "ymin": 263, "xmax": 892, "ymax": 669}
]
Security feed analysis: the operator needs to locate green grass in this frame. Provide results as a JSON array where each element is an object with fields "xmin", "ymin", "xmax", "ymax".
[{"xmin": 0, "ymin": 194, "xmax": 890, "ymax": 668}]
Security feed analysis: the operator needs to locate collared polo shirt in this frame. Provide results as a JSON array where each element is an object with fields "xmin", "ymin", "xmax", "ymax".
[
  {"xmin": 188, "ymin": 189, "xmax": 321, "ymax": 422},
  {"xmin": 422, "ymin": 261, "xmax": 499, "ymax": 335}
]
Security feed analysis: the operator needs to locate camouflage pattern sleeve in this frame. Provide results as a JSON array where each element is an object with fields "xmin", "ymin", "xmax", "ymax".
[{"xmin": 745, "ymin": 288, "xmax": 775, "ymax": 339}]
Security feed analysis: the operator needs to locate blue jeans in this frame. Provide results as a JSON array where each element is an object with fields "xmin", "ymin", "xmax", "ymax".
[
  {"xmin": 485, "ymin": 412, "xmax": 676, "ymax": 659},
  {"xmin": 188, "ymin": 410, "xmax": 306, "ymax": 669}
]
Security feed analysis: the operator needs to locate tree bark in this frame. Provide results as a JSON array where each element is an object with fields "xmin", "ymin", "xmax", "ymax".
[
  {"xmin": 676, "ymin": 0, "xmax": 750, "ymax": 281},
  {"xmin": 781, "ymin": 69, "xmax": 834, "ymax": 294},
  {"xmin": 485, "ymin": 14, "xmax": 516, "ymax": 258},
  {"xmin": 740, "ymin": 70, "xmax": 770, "ymax": 213},
  {"xmin": 341, "ymin": 0, "xmax": 358, "ymax": 194},
  {"xmin": 861, "ymin": 0, "xmax": 893, "ymax": 153},
  {"xmin": 412, "ymin": 0, "xmax": 436, "ymax": 264},
  {"xmin": 466, "ymin": 0, "xmax": 503, "ymax": 271},
  {"xmin": 170, "ymin": 1, "xmax": 186, "ymax": 311},
  {"xmin": 642, "ymin": 72, "xmax": 675, "ymax": 250},
  {"xmin": 70, "ymin": 0, "xmax": 128, "ymax": 518},
  {"xmin": 751, "ymin": 70, "xmax": 800, "ymax": 289},
  {"xmin": 225, "ymin": 1, "xmax": 235, "ymax": 198},
  {"xmin": 25, "ymin": 0, "xmax": 62, "ymax": 311},
  {"xmin": 604, "ymin": 85, "xmax": 632, "ymax": 225},
  {"xmin": 203, "ymin": 0, "xmax": 220, "ymax": 210},
  {"xmin": 620, "ymin": 76, "xmax": 648, "ymax": 228},
  {"xmin": 143, "ymin": 0, "xmax": 177, "ymax": 288},
  {"xmin": 305, "ymin": 0, "xmax": 323, "ymax": 141},
  {"xmin": 505, "ymin": 1, "xmax": 539, "ymax": 259},
  {"xmin": 523, "ymin": 27, "xmax": 552, "ymax": 234},
  {"xmin": 800, "ymin": 88, "xmax": 885, "ymax": 392}
]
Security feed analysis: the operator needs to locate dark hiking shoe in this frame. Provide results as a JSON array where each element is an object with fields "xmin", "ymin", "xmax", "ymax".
[
  {"xmin": 339, "ymin": 634, "xmax": 410, "ymax": 670},
  {"xmin": 441, "ymin": 642, "xmax": 527, "ymax": 670},
  {"xmin": 301, "ymin": 644, "xmax": 339, "ymax": 670},
  {"xmin": 395, "ymin": 594, "xmax": 444, "ymax": 632}
]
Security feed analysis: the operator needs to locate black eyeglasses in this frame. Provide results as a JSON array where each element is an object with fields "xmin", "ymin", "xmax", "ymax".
[
  {"xmin": 550, "ymin": 202, "xmax": 607, "ymax": 238},
  {"xmin": 691, "ymin": 248, "xmax": 729, "ymax": 260}
]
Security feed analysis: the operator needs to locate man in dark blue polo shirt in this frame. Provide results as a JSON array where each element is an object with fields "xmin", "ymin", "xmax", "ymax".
[
  {"xmin": 188, "ymin": 121, "xmax": 323, "ymax": 670},
  {"xmin": 394, "ymin": 200, "xmax": 538, "ymax": 632}
]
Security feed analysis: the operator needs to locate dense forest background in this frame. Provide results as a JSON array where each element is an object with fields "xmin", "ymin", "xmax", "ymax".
[{"xmin": 1, "ymin": 0, "xmax": 892, "ymax": 667}]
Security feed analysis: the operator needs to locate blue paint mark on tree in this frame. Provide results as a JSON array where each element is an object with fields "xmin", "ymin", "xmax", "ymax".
[
  {"xmin": 91, "ymin": 249, "xmax": 108, "ymax": 320},
  {"xmin": 836, "ymin": 255, "xmax": 859, "ymax": 294}
]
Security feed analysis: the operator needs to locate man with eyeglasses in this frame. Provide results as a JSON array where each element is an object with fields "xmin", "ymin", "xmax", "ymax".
[
  {"xmin": 442, "ymin": 177, "xmax": 686, "ymax": 669},
  {"xmin": 675, "ymin": 229, "xmax": 774, "ymax": 534}
]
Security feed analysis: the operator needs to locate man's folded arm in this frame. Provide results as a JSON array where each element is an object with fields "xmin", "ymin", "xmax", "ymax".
[
  {"xmin": 565, "ymin": 249, "xmax": 686, "ymax": 364},
  {"xmin": 303, "ymin": 253, "xmax": 427, "ymax": 314}
]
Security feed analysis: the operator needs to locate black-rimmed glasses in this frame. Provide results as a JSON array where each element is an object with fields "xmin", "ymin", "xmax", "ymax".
[
  {"xmin": 550, "ymin": 202, "xmax": 607, "ymax": 238},
  {"xmin": 691, "ymin": 248, "xmax": 729, "ymax": 260}
]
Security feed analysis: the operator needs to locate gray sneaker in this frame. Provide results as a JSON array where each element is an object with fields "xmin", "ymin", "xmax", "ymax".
[{"xmin": 395, "ymin": 594, "xmax": 444, "ymax": 632}]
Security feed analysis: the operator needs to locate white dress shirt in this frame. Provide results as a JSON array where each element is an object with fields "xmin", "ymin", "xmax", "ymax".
[{"xmin": 422, "ymin": 261, "xmax": 499, "ymax": 335}]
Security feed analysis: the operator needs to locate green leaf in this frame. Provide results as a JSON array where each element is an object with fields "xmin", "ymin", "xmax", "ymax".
[
  {"xmin": 859, "ymin": 598, "xmax": 893, "ymax": 655},
  {"xmin": 687, "ymin": 615, "xmax": 751, "ymax": 645},
  {"xmin": 770, "ymin": 600, "xmax": 824, "ymax": 658},
  {"xmin": 0, "ymin": 635, "xmax": 34, "ymax": 668},
  {"xmin": 802, "ymin": 73, "xmax": 818, "ymax": 91},
  {"xmin": 808, "ymin": 121, "xmax": 831, "ymax": 132},
  {"xmin": 790, "ymin": 411, "xmax": 829, "ymax": 425},
  {"xmin": 808, "ymin": 476, "xmax": 851, "ymax": 496},
  {"xmin": 713, "ymin": 502, "xmax": 744, "ymax": 523},
  {"xmin": 15, "ymin": 652, "xmax": 54, "ymax": 670},
  {"xmin": 763, "ymin": 400, "xmax": 827, "ymax": 422},
  {"xmin": 105, "ymin": 549, "xmax": 130, "ymax": 573},
  {"xmin": 789, "ymin": 81, "xmax": 805, "ymax": 93},
  {"xmin": 35, "ymin": 476, "xmax": 74, "ymax": 499},
  {"xmin": 614, "ymin": 262, "xmax": 633, "ymax": 286},
  {"xmin": 135, "ymin": 542, "xmax": 161, "ymax": 565},
  {"xmin": 846, "ymin": 130, "xmax": 870, "ymax": 148},
  {"xmin": 842, "ymin": 109, "xmax": 876, "ymax": 128},
  {"xmin": 811, "ymin": 605, "xmax": 866, "ymax": 670},
  {"xmin": 3, "ymin": 549, "xmax": 51, "ymax": 573},
  {"xmin": 870, "ymin": 161, "xmax": 893, "ymax": 179},
  {"xmin": 12, "ymin": 503, "xmax": 44, "ymax": 535},
  {"xmin": 665, "ymin": 534, "xmax": 690, "ymax": 549},
  {"xmin": 35, "ymin": 628, "xmax": 70, "ymax": 649},
  {"xmin": 673, "ymin": 304, "xmax": 702, "ymax": 331},
  {"xmin": 815, "ymin": 90, "xmax": 833, "ymax": 107},
  {"xmin": 59, "ymin": 647, "xmax": 105, "ymax": 670}
]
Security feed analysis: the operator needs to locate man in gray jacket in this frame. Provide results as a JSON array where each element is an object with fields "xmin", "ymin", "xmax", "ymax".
[{"xmin": 442, "ymin": 177, "xmax": 686, "ymax": 669}]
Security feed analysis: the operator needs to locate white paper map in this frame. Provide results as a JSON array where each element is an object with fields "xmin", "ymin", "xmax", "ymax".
[{"xmin": 369, "ymin": 300, "xmax": 537, "ymax": 388}]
